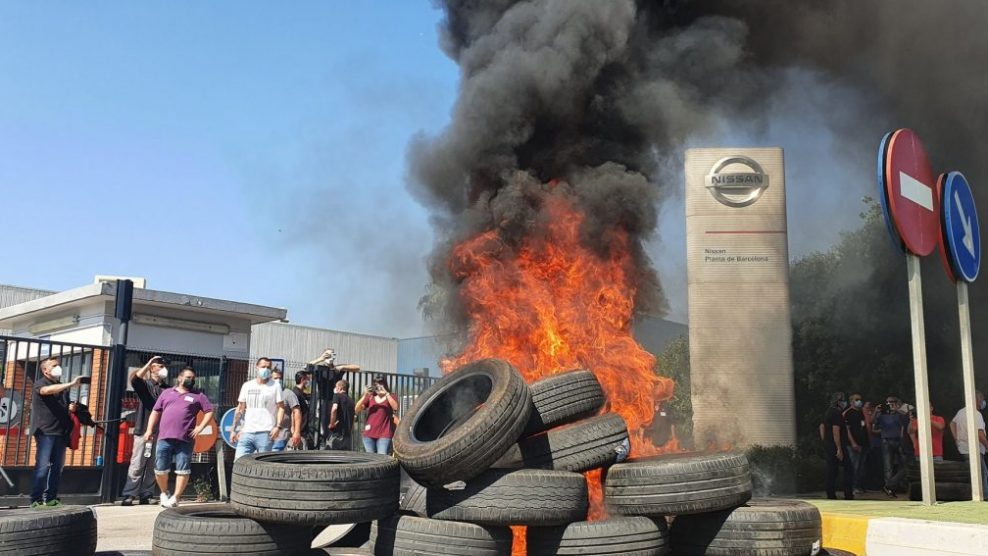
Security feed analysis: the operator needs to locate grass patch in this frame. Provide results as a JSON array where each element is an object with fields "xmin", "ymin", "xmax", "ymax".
[{"xmin": 805, "ymin": 499, "xmax": 988, "ymax": 526}]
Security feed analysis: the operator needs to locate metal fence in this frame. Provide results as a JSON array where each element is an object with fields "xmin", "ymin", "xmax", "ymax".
[{"xmin": 0, "ymin": 335, "xmax": 111, "ymax": 468}]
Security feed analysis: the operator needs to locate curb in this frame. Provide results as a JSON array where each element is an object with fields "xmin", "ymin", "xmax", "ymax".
[{"xmin": 821, "ymin": 512, "xmax": 988, "ymax": 555}]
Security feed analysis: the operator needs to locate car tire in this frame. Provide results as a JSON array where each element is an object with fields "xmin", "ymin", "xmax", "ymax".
[
  {"xmin": 426, "ymin": 468, "xmax": 587, "ymax": 526},
  {"xmin": 820, "ymin": 549, "xmax": 857, "ymax": 556},
  {"xmin": 152, "ymin": 504, "xmax": 310, "ymax": 556},
  {"xmin": 399, "ymin": 479, "xmax": 428, "ymax": 517},
  {"xmin": 230, "ymin": 451, "xmax": 399, "ymax": 526},
  {"xmin": 393, "ymin": 358, "xmax": 532, "ymax": 487},
  {"xmin": 370, "ymin": 514, "xmax": 512, "ymax": 556},
  {"xmin": 527, "ymin": 516, "xmax": 671, "ymax": 555},
  {"xmin": 605, "ymin": 452, "xmax": 751, "ymax": 517},
  {"xmin": 0, "ymin": 505, "xmax": 96, "ymax": 556},
  {"xmin": 907, "ymin": 460, "xmax": 970, "ymax": 483},
  {"xmin": 524, "ymin": 369, "xmax": 606, "ymax": 435},
  {"xmin": 493, "ymin": 413, "xmax": 629, "ymax": 473},
  {"xmin": 670, "ymin": 499, "xmax": 822, "ymax": 556},
  {"xmin": 908, "ymin": 481, "xmax": 971, "ymax": 501}
]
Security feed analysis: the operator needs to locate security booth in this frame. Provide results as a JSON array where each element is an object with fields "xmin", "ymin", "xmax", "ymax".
[{"xmin": 0, "ymin": 278, "xmax": 286, "ymax": 506}]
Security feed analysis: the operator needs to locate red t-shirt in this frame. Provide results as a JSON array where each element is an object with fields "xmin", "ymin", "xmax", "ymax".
[
  {"xmin": 363, "ymin": 395, "xmax": 394, "ymax": 439},
  {"xmin": 911, "ymin": 415, "xmax": 945, "ymax": 457}
]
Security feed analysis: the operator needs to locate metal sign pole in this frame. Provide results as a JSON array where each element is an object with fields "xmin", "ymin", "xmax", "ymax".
[
  {"xmin": 906, "ymin": 254, "xmax": 936, "ymax": 505},
  {"xmin": 956, "ymin": 281, "xmax": 984, "ymax": 501}
]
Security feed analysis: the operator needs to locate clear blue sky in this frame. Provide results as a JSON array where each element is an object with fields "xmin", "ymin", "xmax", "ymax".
[{"xmin": 0, "ymin": 2, "xmax": 457, "ymax": 338}]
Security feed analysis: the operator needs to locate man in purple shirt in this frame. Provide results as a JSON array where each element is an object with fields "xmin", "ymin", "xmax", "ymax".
[{"xmin": 143, "ymin": 366, "xmax": 213, "ymax": 508}]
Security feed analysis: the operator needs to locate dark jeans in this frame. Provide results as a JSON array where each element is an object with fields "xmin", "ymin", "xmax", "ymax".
[
  {"xmin": 31, "ymin": 433, "xmax": 68, "ymax": 503},
  {"xmin": 882, "ymin": 439, "xmax": 906, "ymax": 490},
  {"xmin": 847, "ymin": 446, "xmax": 867, "ymax": 490},
  {"xmin": 825, "ymin": 444, "xmax": 854, "ymax": 499}
]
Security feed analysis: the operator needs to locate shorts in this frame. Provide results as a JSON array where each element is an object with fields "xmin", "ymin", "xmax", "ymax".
[{"xmin": 155, "ymin": 439, "xmax": 193, "ymax": 476}]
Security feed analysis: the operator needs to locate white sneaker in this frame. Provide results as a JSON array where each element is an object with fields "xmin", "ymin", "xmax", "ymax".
[
  {"xmin": 159, "ymin": 492, "xmax": 170, "ymax": 507},
  {"xmin": 162, "ymin": 495, "xmax": 178, "ymax": 508}
]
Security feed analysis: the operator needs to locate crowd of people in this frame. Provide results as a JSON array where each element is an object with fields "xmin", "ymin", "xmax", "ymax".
[
  {"xmin": 821, "ymin": 390, "xmax": 988, "ymax": 500},
  {"xmin": 29, "ymin": 348, "xmax": 401, "ymax": 510}
]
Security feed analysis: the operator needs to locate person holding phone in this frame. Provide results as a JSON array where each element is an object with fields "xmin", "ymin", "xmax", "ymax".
[
  {"xmin": 355, "ymin": 377, "xmax": 398, "ymax": 455},
  {"xmin": 30, "ymin": 357, "xmax": 84, "ymax": 508},
  {"xmin": 121, "ymin": 356, "xmax": 169, "ymax": 505}
]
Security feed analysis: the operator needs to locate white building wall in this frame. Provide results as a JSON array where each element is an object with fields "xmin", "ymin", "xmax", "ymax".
[{"xmin": 252, "ymin": 322, "xmax": 398, "ymax": 373}]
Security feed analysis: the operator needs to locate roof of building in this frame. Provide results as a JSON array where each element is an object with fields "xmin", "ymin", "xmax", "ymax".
[{"xmin": 0, "ymin": 281, "xmax": 287, "ymax": 326}]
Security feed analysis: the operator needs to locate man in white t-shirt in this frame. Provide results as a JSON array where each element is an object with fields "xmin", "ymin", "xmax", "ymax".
[
  {"xmin": 950, "ymin": 390, "xmax": 988, "ymax": 494},
  {"xmin": 232, "ymin": 357, "xmax": 285, "ymax": 460}
]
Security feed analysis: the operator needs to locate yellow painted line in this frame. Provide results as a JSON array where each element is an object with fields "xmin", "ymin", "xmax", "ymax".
[{"xmin": 821, "ymin": 512, "xmax": 871, "ymax": 556}]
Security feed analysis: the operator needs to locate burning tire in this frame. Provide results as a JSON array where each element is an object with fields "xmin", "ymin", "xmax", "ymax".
[
  {"xmin": 908, "ymin": 481, "xmax": 971, "ymax": 501},
  {"xmin": 493, "ymin": 413, "xmax": 629, "ymax": 473},
  {"xmin": 524, "ymin": 369, "xmax": 606, "ymax": 434},
  {"xmin": 670, "ymin": 499, "xmax": 822, "ymax": 556},
  {"xmin": 370, "ymin": 514, "xmax": 512, "ymax": 556},
  {"xmin": 0, "ymin": 505, "xmax": 96, "ymax": 556},
  {"xmin": 152, "ymin": 504, "xmax": 310, "ymax": 556},
  {"xmin": 426, "ymin": 468, "xmax": 588, "ymax": 526},
  {"xmin": 230, "ymin": 451, "xmax": 399, "ymax": 526},
  {"xmin": 527, "ymin": 516, "xmax": 671, "ymax": 555},
  {"xmin": 605, "ymin": 452, "xmax": 751, "ymax": 517},
  {"xmin": 393, "ymin": 358, "xmax": 532, "ymax": 487}
]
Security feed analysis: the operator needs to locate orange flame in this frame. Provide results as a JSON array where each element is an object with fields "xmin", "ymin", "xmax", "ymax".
[{"xmin": 443, "ymin": 191, "xmax": 677, "ymax": 555}]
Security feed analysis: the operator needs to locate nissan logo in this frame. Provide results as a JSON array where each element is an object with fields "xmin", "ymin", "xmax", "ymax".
[{"xmin": 704, "ymin": 156, "xmax": 769, "ymax": 208}]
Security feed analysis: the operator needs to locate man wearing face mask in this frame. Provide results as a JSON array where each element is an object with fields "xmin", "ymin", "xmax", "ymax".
[
  {"xmin": 823, "ymin": 392, "xmax": 854, "ymax": 500},
  {"xmin": 121, "ymin": 356, "xmax": 169, "ymax": 505},
  {"xmin": 843, "ymin": 393, "xmax": 869, "ymax": 495},
  {"xmin": 231, "ymin": 357, "xmax": 285, "ymax": 460},
  {"xmin": 144, "ymin": 367, "xmax": 213, "ymax": 508},
  {"xmin": 269, "ymin": 368, "xmax": 301, "ymax": 451},
  {"xmin": 30, "ymin": 357, "xmax": 83, "ymax": 508},
  {"xmin": 950, "ymin": 390, "xmax": 988, "ymax": 494}
]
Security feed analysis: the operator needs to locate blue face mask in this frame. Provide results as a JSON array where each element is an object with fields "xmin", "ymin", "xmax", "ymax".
[{"xmin": 258, "ymin": 367, "xmax": 272, "ymax": 380}]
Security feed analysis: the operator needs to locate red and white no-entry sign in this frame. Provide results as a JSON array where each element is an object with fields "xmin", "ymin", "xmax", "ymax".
[{"xmin": 885, "ymin": 129, "xmax": 939, "ymax": 256}]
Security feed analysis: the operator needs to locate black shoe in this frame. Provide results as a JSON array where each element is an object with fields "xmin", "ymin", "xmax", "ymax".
[
  {"xmin": 120, "ymin": 496, "xmax": 134, "ymax": 506},
  {"xmin": 138, "ymin": 496, "xmax": 151, "ymax": 505},
  {"xmin": 883, "ymin": 487, "xmax": 897, "ymax": 498}
]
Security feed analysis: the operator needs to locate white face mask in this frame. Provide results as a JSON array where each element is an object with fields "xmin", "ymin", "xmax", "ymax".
[
  {"xmin": 273, "ymin": 379, "xmax": 282, "ymax": 388},
  {"xmin": 158, "ymin": 368, "xmax": 169, "ymax": 379},
  {"xmin": 49, "ymin": 366, "xmax": 63, "ymax": 379}
]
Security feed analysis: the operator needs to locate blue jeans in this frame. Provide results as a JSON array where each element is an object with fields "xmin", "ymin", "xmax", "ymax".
[
  {"xmin": 155, "ymin": 439, "xmax": 193, "ymax": 476},
  {"xmin": 362, "ymin": 436, "xmax": 391, "ymax": 455},
  {"xmin": 31, "ymin": 433, "xmax": 68, "ymax": 503},
  {"xmin": 235, "ymin": 431, "xmax": 273, "ymax": 460}
]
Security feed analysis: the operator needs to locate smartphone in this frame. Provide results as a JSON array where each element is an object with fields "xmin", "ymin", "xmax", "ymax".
[{"xmin": 78, "ymin": 376, "xmax": 92, "ymax": 384}]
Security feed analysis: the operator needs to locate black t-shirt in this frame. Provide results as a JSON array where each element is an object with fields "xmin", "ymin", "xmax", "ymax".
[
  {"xmin": 130, "ymin": 375, "xmax": 163, "ymax": 436},
  {"xmin": 649, "ymin": 404, "xmax": 677, "ymax": 447},
  {"xmin": 292, "ymin": 386, "xmax": 310, "ymax": 433},
  {"xmin": 823, "ymin": 407, "xmax": 848, "ymax": 447},
  {"xmin": 308, "ymin": 363, "xmax": 345, "ymax": 434},
  {"xmin": 330, "ymin": 392, "xmax": 355, "ymax": 437},
  {"xmin": 32, "ymin": 377, "xmax": 72, "ymax": 436},
  {"xmin": 843, "ymin": 407, "xmax": 868, "ymax": 447}
]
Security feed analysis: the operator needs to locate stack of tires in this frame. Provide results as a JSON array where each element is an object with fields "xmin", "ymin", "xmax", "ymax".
[
  {"xmin": 907, "ymin": 460, "xmax": 972, "ymax": 501},
  {"xmin": 150, "ymin": 357, "xmax": 827, "ymax": 555},
  {"xmin": 152, "ymin": 450, "xmax": 400, "ymax": 555}
]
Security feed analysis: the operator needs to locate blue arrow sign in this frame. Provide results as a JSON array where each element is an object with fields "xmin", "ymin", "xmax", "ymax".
[
  {"xmin": 220, "ymin": 408, "xmax": 239, "ymax": 449},
  {"xmin": 941, "ymin": 172, "xmax": 980, "ymax": 282}
]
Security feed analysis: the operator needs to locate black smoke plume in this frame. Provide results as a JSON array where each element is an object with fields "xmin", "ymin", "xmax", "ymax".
[{"xmin": 408, "ymin": 0, "xmax": 988, "ymax": 347}]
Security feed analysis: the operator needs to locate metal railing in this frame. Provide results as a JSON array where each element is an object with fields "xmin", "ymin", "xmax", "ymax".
[{"xmin": 0, "ymin": 336, "xmax": 111, "ymax": 468}]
